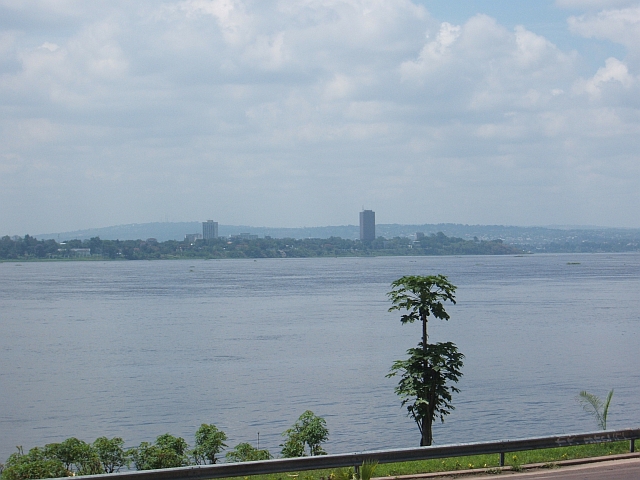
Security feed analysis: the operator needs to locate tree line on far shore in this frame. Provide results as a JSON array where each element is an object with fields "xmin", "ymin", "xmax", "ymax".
[{"xmin": 0, "ymin": 232, "xmax": 520, "ymax": 260}]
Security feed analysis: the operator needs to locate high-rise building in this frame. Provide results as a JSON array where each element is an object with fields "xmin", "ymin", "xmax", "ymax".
[
  {"xmin": 359, "ymin": 210, "xmax": 375, "ymax": 241},
  {"xmin": 202, "ymin": 220, "xmax": 219, "ymax": 239}
]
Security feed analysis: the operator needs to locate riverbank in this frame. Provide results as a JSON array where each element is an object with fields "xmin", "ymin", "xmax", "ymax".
[{"xmin": 1, "ymin": 233, "xmax": 521, "ymax": 261}]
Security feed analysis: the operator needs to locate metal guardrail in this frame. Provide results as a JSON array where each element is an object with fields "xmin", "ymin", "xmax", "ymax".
[{"xmin": 58, "ymin": 428, "xmax": 640, "ymax": 480}]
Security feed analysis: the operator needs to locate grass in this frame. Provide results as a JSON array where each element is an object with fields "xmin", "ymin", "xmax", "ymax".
[
  {"xmin": 373, "ymin": 441, "xmax": 631, "ymax": 476},
  {"xmin": 217, "ymin": 441, "xmax": 633, "ymax": 480}
]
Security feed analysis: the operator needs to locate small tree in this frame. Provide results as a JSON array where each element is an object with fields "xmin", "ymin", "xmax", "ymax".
[
  {"xmin": 92, "ymin": 437, "xmax": 128, "ymax": 473},
  {"xmin": 130, "ymin": 434, "xmax": 189, "ymax": 470},
  {"xmin": 387, "ymin": 275, "xmax": 463, "ymax": 446},
  {"xmin": 280, "ymin": 410, "xmax": 329, "ymax": 457},
  {"xmin": 192, "ymin": 424, "xmax": 227, "ymax": 465},
  {"xmin": 577, "ymin": 389, "xmax": 614, "ymax": 430},
  {"xmin": 225, "ymin": 443, "xmax": 272, "ymax": 462},
  {"xmin": 43, "ymin": 438, "xmax": 101, "ymax": 475},
  {"xmin": 1, "ymin": 447, "xmax": 68, "ymax": 480}
]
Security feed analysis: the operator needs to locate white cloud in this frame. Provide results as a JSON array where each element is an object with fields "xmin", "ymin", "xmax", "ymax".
[
  {"xmin": 400, "ymin": 15, "xmax": 575, "ymax": 112},
  {"xmin": 39, "ymin": 42, "xmax": 59, "ymax": 52},
  {"xmin": 573, "ymin": 57, "xmax": 635, "ymax": 96},
  {"xmin": 556, "ymin": 0, "xmax": 638, "ymax": 9},
  {"xmin": 174, "ymin": 0, "xmax": 252, "ymax": 45},
  {"xmin": 513, "ymin": 26, "xmax": 564, "ymax": 70},
  {"xmin": 568, "ymin": 5, "xmax": 640, "ymax": 53},
  {"xmin": 1, "ymin": 1, "xmax": 640, "ymax": 232},
  {"xmin": 323, "ymin": 74, "xmax": 354, "ymax": 100},
  {"xmin": 69, "ymin": 22, "xmax": 128, "ymax": 80},
  {"xmin": 400, "ymin": 22, "xmax": 460, "ymax": 81},
  {"xmin": 2, "ymin": 19, "xmax": 128, "ymax": 111}
]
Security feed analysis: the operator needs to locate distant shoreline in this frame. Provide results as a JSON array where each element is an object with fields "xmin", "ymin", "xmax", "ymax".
[
  {"xmin": 1, "ymin": 232, "xmax": 526, "ymax": 261},
  {"xmin": 5, "ymin": 229, "xmax": 640, "ymax": 262}
]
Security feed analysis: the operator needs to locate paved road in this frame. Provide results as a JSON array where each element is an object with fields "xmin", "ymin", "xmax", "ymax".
[{"xmin": 461, "ymin": 458, "xmax": 640, "ymax": 479}]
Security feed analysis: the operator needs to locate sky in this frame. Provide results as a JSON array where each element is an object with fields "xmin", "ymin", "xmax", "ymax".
[{"xmin": 1, "ymin": 0, "xmax": 639, "ymax": 235}]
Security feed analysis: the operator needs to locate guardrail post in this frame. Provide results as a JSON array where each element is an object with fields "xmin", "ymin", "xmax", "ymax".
[
  {"xmin": 354, "ymin": 464, "xmax": 360, "ymax": 477},
  {"xmin": 631, "ymin": 439, "xmax": 635, "ymax": 453},
  {"xmin": 499, "ymin": 452, "xmax": 504, "ymax": 467}
]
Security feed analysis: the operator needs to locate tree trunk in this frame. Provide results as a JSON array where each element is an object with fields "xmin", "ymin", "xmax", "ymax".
[
  {"xmin": 421, "ymin": 313, "xmax": 428, "ymax": 348},
  {"xmin": 421, "ymin": 312, "xmax": 431, "ymax": 446},
  {"xmin": 420, "ymin": 418, "xmax": 432, "ymax": 446}
]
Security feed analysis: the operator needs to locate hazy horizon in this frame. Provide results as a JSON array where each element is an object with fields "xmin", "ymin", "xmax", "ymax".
[
  {"xmin": 16, "ymin": 219, "xmax": 639, "ymax": 243},
  {"xmin": 2, "ymin": 219, "xmax": 637, "ymax": 240},
  {"xmin": 2, "ymin": 1, "xmax": 640, "ymax": 233},
  {"xmin": 34, "ymin": 219, "xmax": 637, "ymax": 234}
]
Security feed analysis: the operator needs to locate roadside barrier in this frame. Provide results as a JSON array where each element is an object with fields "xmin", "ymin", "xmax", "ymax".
[{"xmin": 54, "ymin": 428, "xmax": 640, "ymax": 480}]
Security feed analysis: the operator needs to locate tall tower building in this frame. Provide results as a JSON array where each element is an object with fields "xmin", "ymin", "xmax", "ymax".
[
  {"xmin": 359, "ymin": 210, "xmax": 375, "ymax": 241},
  {"xmin": 202, "ymin": 220, "xmax": 219, "ymax": 239}
]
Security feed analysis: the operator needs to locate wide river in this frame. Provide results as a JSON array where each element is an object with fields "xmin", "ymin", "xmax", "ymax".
[{"xmin": 1, "ymin": 254, "xmax": 639, "ymax": 462}]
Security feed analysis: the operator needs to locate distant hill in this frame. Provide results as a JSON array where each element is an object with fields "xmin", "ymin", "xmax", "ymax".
[
  {"xmin": 36, "ymin": 222, "xmax": 205, "ymax": 242},
  {"xmin": 32, "ymin": 221, "xmax": 640, "ymax": 252},
  {"xmin": 34, "ymin": 222, "xmax": 360, "ymax": 242}
]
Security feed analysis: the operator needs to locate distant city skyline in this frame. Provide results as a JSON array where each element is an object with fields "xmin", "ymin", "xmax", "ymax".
[
  {"xmin": 1, "ymin": 1, "xmax": 639, "ymax": 234},
  {"xmin": 27, "ymin": 220, "xmax": 640, "ymax": 247},
  {"xmin": 25, "ymin": 217, "xmax": 639, "ymax": 241}
]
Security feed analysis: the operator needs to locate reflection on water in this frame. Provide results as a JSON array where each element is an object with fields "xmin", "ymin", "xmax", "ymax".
[{"xmin": 1, "ymin": 254, "xmax": 639, "ymax": 460}]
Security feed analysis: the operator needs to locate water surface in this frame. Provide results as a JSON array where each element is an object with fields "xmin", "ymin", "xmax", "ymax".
[{"xmin": 1, "ymin": 254, "xmax": 639, "ymax": 460}]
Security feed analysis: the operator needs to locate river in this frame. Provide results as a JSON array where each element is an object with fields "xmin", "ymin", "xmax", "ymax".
[{"xmin": 1, "ymin": 253, "xmax": 639, "ymax": 461}]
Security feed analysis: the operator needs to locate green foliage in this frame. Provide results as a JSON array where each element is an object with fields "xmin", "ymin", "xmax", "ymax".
[
  {"xmin": 332, "ymin": 461, "xmax": 378, "ymax": 480},
  {"xmin": 281, "ymin": 411, "xmax": 329, "ymax": 457},
  {"xmin": 280, "ymin": 436, "xmax": 306, "ymax": 458},
  {"xmin": 509, "ymin": 454, "xmax": 523, "ymax": 472},
  {"xmin": 0, "ymin": 437, "xmax": 632, "ymax": 480},
  {"xmin": 388, "ymin": 343, "xmax": 464, "ymax": 446},
  {"xmin": 225, "ymin": 443, "xmax": 272, "ymax": 463},
  {"xmin": 155, "ymin": 434, "xmax": 188, "ymax": 458},
  {"xmin": 357, "ymin": 461, "xmax": 378, "ymax": 480},
  {"xmin": 43, "ymin": 438, "xmax": 101, "ymax": 475},
  {"xmin": 333, "ymin": 466, "xmax": 354, "ymax": 480},
  {"xmin": 375, "ymin": 441, "xmax": 626, "ymax": 476},
  {"xmin": 388, "ymin": 275, "xmax": 457, "ymax": 330},
  {"xmin": 387, "ymin": 275, "xmax": 462, "ymax": 446},
  {"xmin": 1, "ymin": 447, "xmax": 68, "ymax": 480},
  {"xmin": 92, "ymin": 437, "xmax": 128, "ymax": 473},
  {"xmin": 130, "ymin": 434, "xmax": 189, "ymax": 470},
  {"xmin": 194, "ymin": 441, "xmax": 629, "ymax": 480},
  {"xmin": 0, "ymin": 232, "xmax": 523, "ymax": 262},
  {"xmin": 577, "ymin": 389, "xmax": 614, "ymax": 430},
  {"xmin": 192, "ymin": 424, "xmax": 228, "ymax": 465}
]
